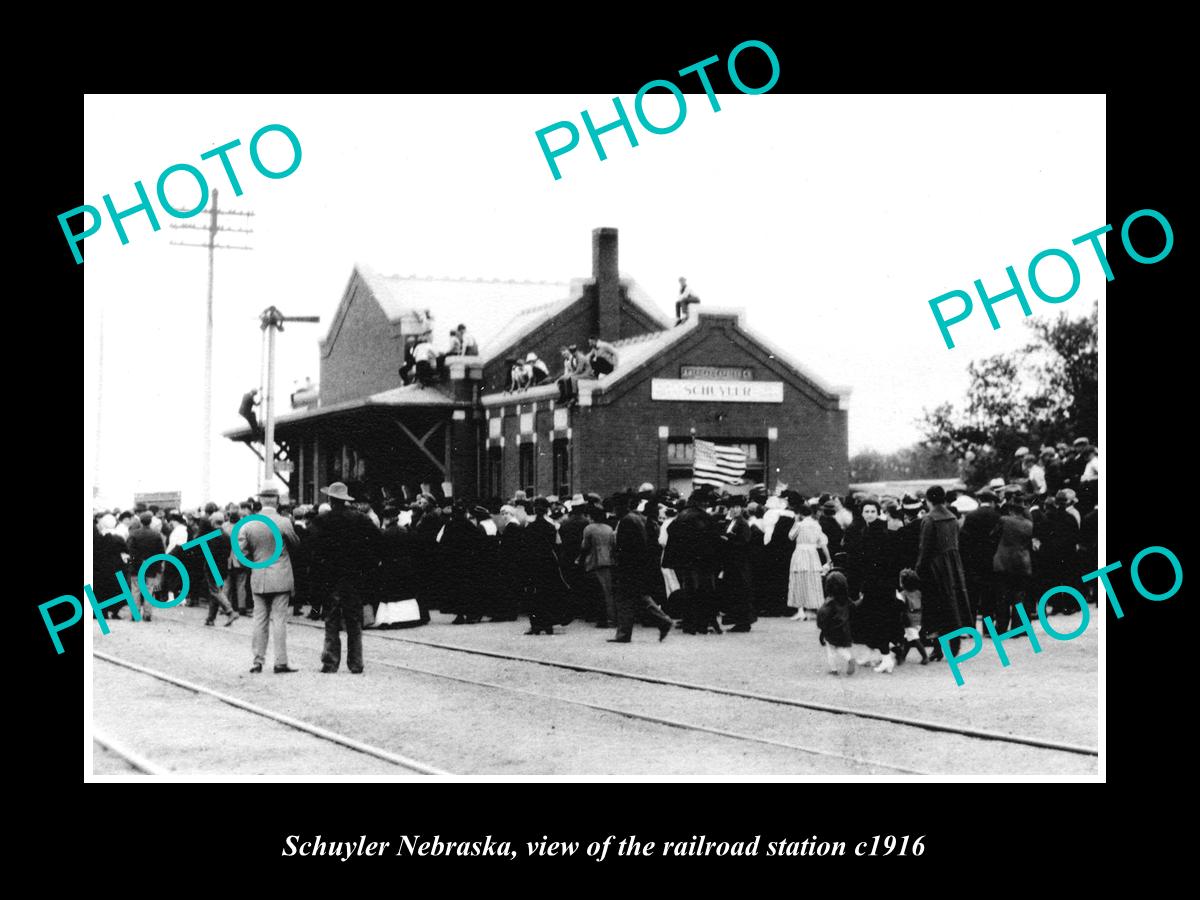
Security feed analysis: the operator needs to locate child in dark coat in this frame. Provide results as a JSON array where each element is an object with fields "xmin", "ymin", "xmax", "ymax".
[{"xmin": 817, "ymin": 570, "xmax": 855, "ymax": 675}]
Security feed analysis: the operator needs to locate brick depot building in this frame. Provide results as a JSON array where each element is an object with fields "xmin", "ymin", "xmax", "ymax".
[{"xmin": 226, "ymin": 228, "xmax": 850, "ymax": 505}]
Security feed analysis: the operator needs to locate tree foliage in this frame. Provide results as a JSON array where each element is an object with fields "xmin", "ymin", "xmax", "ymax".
[
  {"xmin": 918, "ymin": 302, "xmax": 1098, "ymax": 488},
  {"xmin": 849, "ymin": 443, "xmax": 959, "ymax": 483}
]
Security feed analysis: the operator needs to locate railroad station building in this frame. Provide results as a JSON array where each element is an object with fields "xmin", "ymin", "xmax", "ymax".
[{"xmin": 225, "ymin": 228, "xmax": 851, "ymax": 505}]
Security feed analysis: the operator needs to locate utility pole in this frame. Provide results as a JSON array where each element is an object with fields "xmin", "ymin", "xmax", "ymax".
[
  {"xmin": 259, "ymin": 306, "xmax": 320, "ymax": 489},
  {"xmin": 170, "ymin": 188, "xmax": 254, "ymax": 504},
  {"xmin": 94, "ymin": 306, "xmax": 104, "ymax": 502}
]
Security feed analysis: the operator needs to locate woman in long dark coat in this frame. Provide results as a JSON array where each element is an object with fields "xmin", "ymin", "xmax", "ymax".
[
  {"xmin": 916, "ymin": 485, "xmax": 973, "ymax": 660},
  {"xmin": 93, "ymin": 516, "xmax": 129, "ymax": 619},
  {"xmin": 850, "ymin": 500, "xmax": 901, "ymax": 657},
  {"xmin": 717, "ymin": 500, "xmax": 757, "ymax": 632},
  {"xmin": 489, "ymin": 509, "xmax": 525, "ymax": 622},
  {"xmin": 523, "ymin": 499, "xmax": 568, "ymax": 634},
  {"xmin": 439, "ymin": 502, "xmax": 485, "ymax": 624}
]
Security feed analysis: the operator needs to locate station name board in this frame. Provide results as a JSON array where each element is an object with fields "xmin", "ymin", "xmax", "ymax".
[
  {"xmin": 680, "ymin": 366, "xmax": 754, "ymax": 381},
  {"xmin": 651, "ymin": 379, "xmax": 783, "ymax": 403},
  {"xmin": 134, "ymin": 491, "xmax": 182, "ymax": 509}
]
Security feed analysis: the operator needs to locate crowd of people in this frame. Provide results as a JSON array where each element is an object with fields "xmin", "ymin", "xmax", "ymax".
[{"xmin": 90, "ymin": 436, "xmax": 1099, "ymax": 677}]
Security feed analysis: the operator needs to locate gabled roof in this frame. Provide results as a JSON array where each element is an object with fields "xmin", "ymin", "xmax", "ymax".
[
  {"xmin": 326, "ymin": 263, "xmax": 676, "ymax": 368},
  {"xmin": 587, "ymin": 310, "xmax": 851, "ymax": 406},
  {"xmin": 480, "ymin": 280, "xmax": 589, "ymax": 361},
  {"xmin": 605, "ymin": 318, "xmax": 701, "ymax": 376},
  {"xmin": 331, "ymin": 264, "xmax": 574, "ymax": 361}
]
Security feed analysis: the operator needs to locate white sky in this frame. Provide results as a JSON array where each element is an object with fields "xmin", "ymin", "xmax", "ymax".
[{"xmin": 83, "ymin": 94, "xmax": 1105, "ymax": 509}]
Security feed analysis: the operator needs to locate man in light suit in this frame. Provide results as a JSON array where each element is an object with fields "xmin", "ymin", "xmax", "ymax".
[{"xmin": 238, "ymin": 483, "xmax": 301, "ymax": 674}]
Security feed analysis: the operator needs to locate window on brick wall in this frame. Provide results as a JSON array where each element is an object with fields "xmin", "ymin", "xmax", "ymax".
[
  {"xmin": 552, "ymin": 438, "xmax": 570, "ymax": 498},
  {"xmin": 666, "ymin": 437, "xmax": 766, "ymax": 496},
  {"xmin": 326, "ymin": 442, "xmax": 344, "ymax": 485},
  {"xmin": 519, "ymin": 442, "xmax": 535, "ymax": 496},
  {"xmin": 487, "ymin": 445, "xmax": 503, "ymax": 501}
]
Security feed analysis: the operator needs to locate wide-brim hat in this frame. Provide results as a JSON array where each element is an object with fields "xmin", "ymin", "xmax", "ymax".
[
  {"xmin": 1072, "ymin": 437, "xmax": 1091, "ymax": 447},
  {"xmin": 987, "ymin": 477, "xmax": 1006, "ymax": 489},
  {"xmin": 321, "ymin": 481, "xmax": 354, "ymax": 502},
  {"xmin": 975, "ymin": 490, "xmax": 998, "ymax": 503},
  {"xmin": 259, "ymin": 477, "xmax": 285, "ymax": 499},
  {"xmin": 901, "ymin": 493, "xmax": 924, "ymax": 511}
]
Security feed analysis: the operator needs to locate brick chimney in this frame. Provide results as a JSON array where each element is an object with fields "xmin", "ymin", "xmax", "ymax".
[{"xmin": 592, "ymin": 227, "xmax": 619, "ymax": 341}]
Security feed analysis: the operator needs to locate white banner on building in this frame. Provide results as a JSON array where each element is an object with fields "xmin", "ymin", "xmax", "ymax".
[{"xmin": 651, "ymin": 379, "xmax": 784, "ymax": 403}]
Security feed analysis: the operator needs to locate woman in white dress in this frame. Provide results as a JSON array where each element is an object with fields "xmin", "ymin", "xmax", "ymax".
[{"xmin": 787, "ymin": 507, "xmax": 829, "ymax": 619}]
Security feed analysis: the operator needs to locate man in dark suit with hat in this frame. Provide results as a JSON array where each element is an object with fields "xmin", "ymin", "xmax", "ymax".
[
  {"xmin": 959, "ymin": 490, "xmax": 1001, "ymax": 624},
  {"xmin": 610, "ymin": 495, "xmax": 673, "ymax": 642},
  {"xmin": 308, "ymin": 481, "xmax": 381, "ymax": 674}
]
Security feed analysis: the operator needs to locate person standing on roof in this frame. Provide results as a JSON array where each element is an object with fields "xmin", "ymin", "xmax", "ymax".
[
  {"xmin": 675, "ymin": 276, "xmax": 701, "ymax": 325},
  {"xmin": 239, "ymin": 389, "xmax": 261, "ymax": 437}
]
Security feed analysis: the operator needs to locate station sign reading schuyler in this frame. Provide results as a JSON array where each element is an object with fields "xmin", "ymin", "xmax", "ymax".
[{"xmin": 651, "ymin": 379, "xmax": 784, "ymax": 403}]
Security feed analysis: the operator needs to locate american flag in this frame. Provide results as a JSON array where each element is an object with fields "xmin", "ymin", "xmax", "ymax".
[{"xmin": 692, "ymin": 439, "xmax": 748, "ymax": 487}]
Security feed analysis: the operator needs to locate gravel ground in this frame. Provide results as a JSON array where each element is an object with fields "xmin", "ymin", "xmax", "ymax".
[
  {"xmin": 93, "ymin": 659, "xmax": 409, "ymax": 776},
  {"xmin": 91, "ymin": 603, "xmax": 1098, "ymax": 777},
  {"xmin": 360, "ymin": 609, "xmax": 1100, "ymax": 748}
]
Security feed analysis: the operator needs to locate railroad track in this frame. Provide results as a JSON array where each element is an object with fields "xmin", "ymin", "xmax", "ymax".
[
  {"xmin": 173, "ymin": 616, "xmax": 1077, "ymax": 775},
  {"xmin": 94, "ymin": 730, "xmax": 171, "ymax": 775},
  {"xmin": 189, "ymin": 620, "xmax": 926, "ymax": 774},
  {"xmin": 93, "ymin": 651, "xmax": 451, "ymax": 776},
  {"xmin": 293, "ymin": 619, "xmax": 1099, "ymax": 758}
]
